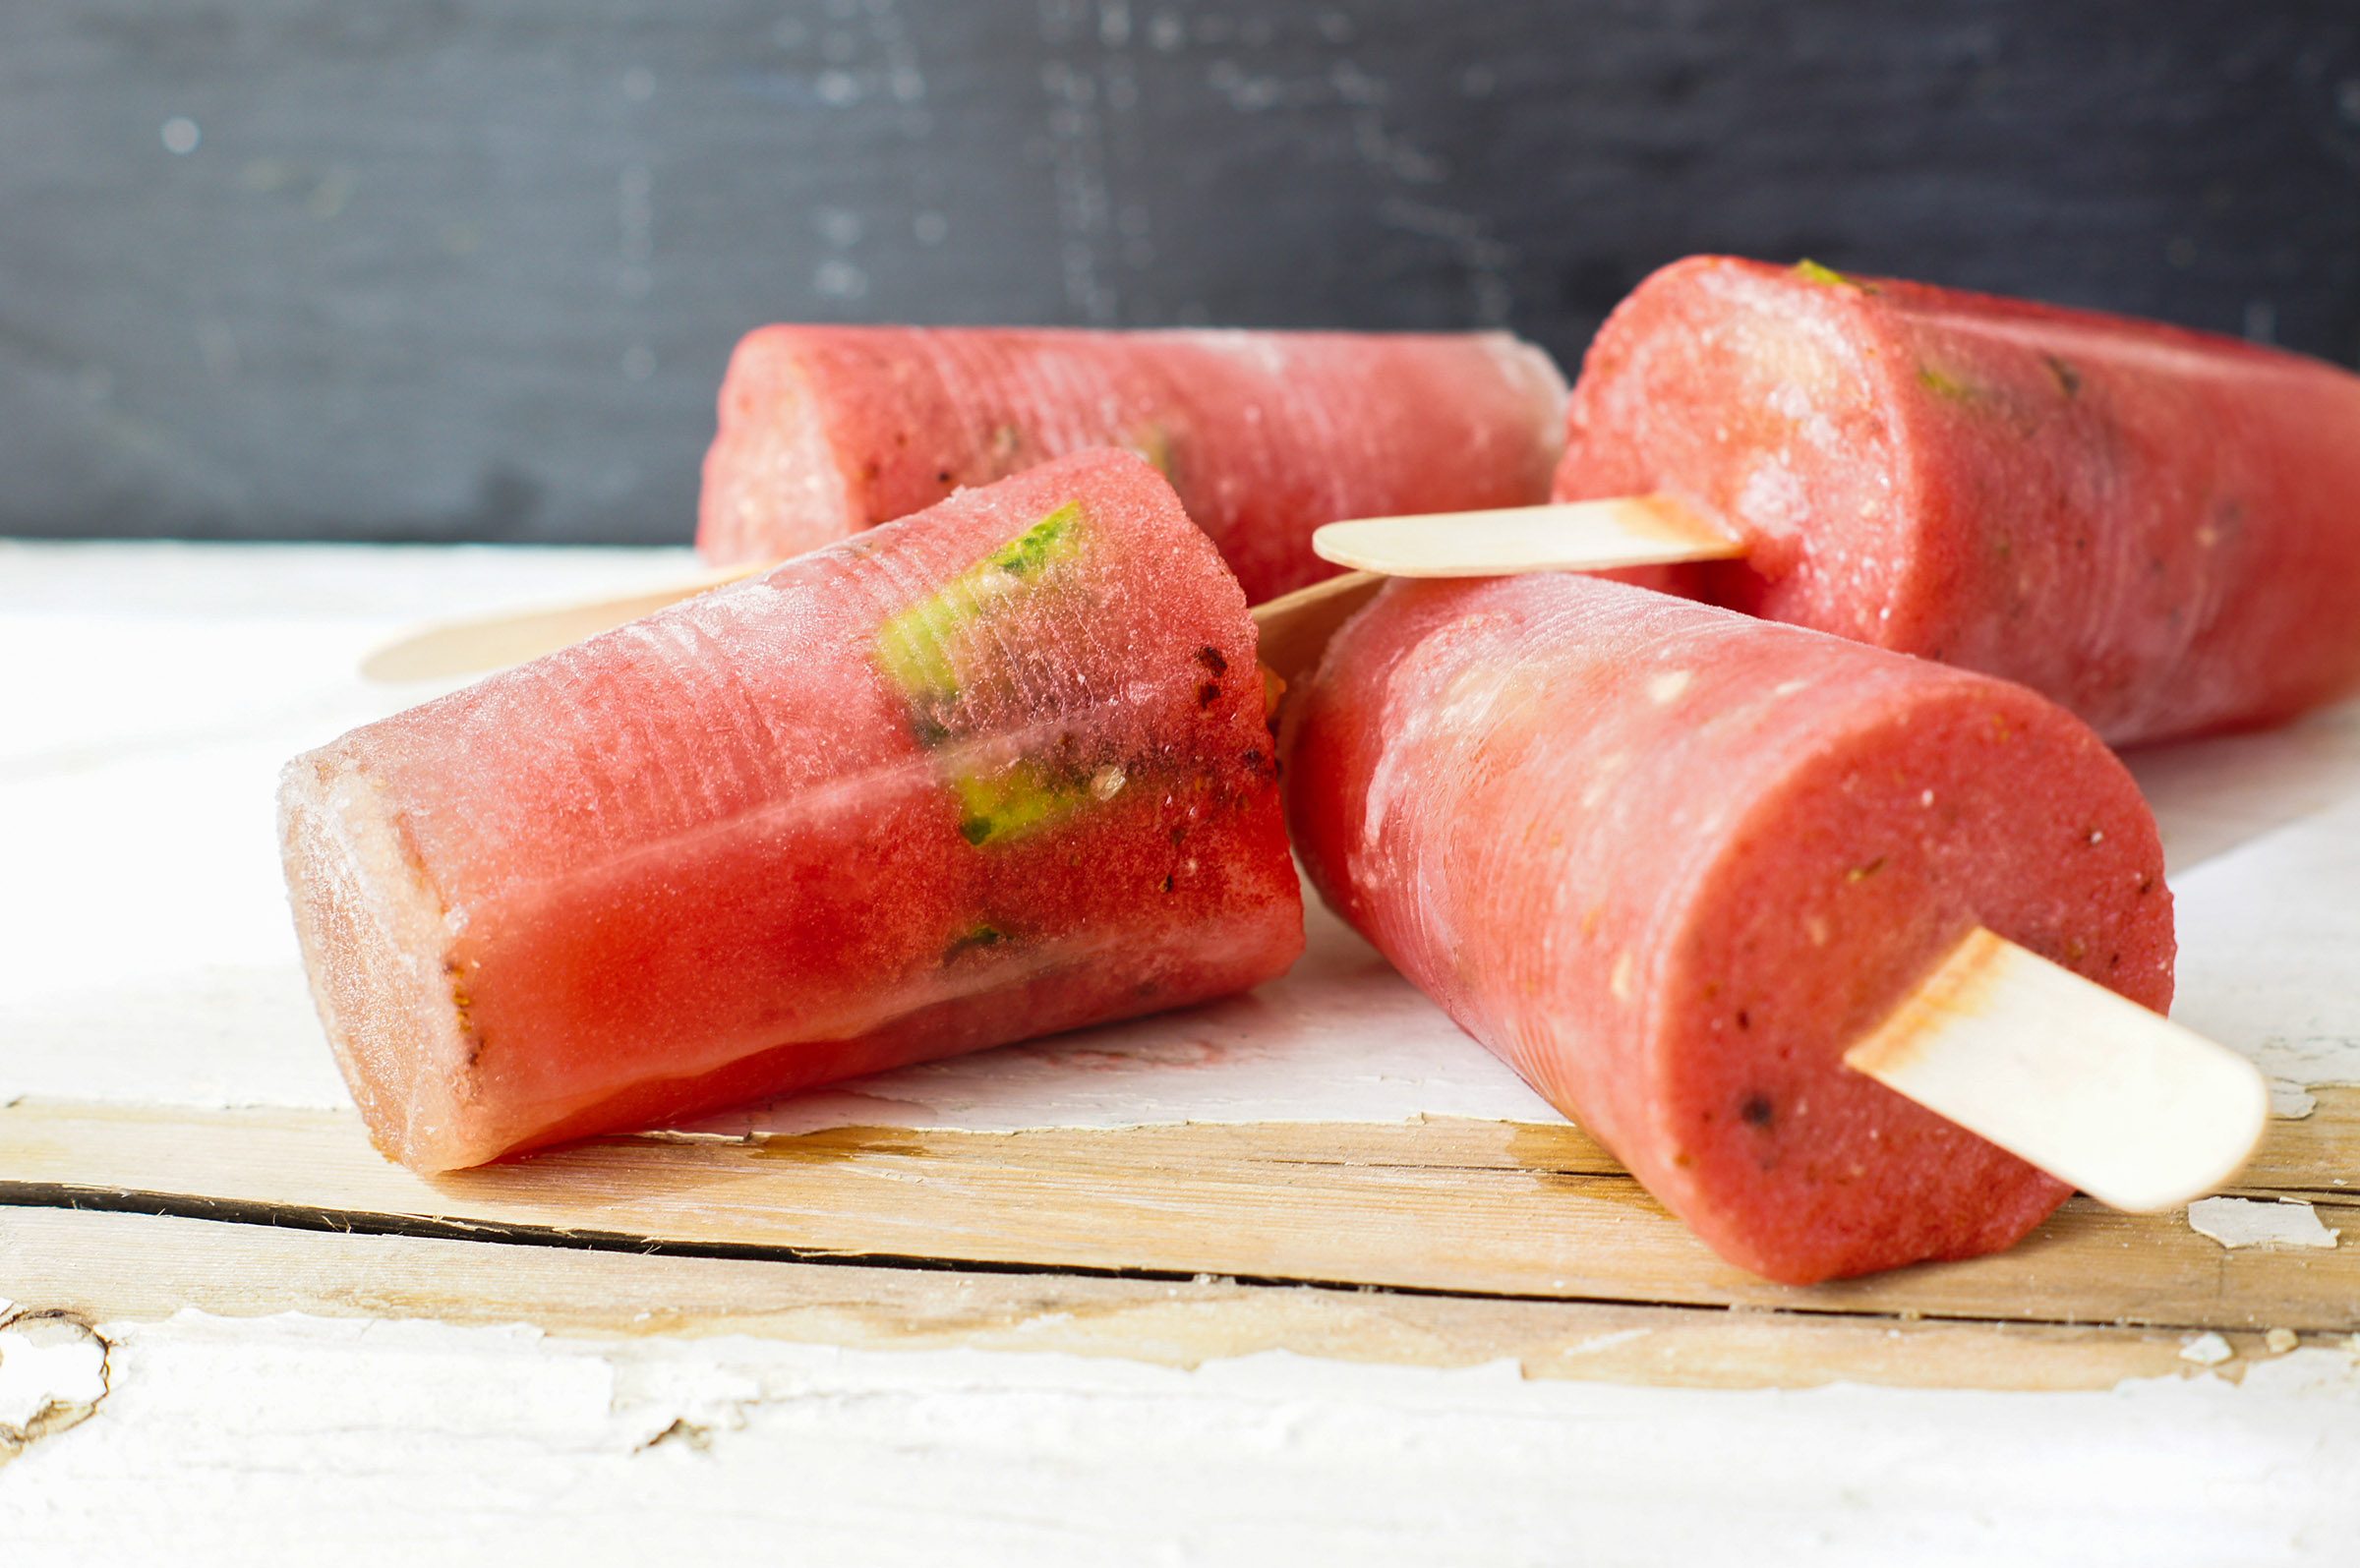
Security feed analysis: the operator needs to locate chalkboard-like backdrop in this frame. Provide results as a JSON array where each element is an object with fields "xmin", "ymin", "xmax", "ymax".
[{"xmin": 4, "ymin": 1, "xmax": 2355, "ymax": 543}]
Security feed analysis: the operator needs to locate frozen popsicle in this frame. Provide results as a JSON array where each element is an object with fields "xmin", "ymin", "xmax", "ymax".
[
  {"xmin": 1540, "ymin": 256, "xmax": 2360, "ymax": 746},
  {"xmin": 699, "ymin": 324, "xmax": 1568, "ymax": 603},
  {"xmin": 1280, "ymin": 571, "xmax": 2191, "ymax": 1283},
  {"xmin": 282, "ymin": 449, "xmax": 1303, "ymax": 1173}
]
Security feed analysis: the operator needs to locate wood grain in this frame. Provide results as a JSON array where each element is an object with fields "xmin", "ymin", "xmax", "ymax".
[
  {"xmin": 7, "ymin": 1097, "xmax": 2353, "ymax": 1333},
  {"xmin": 5, "ymin": 1206, "xmax": 2304, "ymax": 1393}
]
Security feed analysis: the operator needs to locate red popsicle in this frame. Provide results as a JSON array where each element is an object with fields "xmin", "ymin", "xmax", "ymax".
[
  {"xmin": 283, "ymin": 450, "xmax": 1303, "ymax": 1172},
  {"xmin": 1553, "ymin": 257, "xmax": 2360, "ymax": 745},
  {"xmin": 1281, "ymin": 571, "xmax": 2176, "ymax": 1283},
  {"xmin": 700, "ymin": 325, "xmax": 1567, "ymax": 603}
]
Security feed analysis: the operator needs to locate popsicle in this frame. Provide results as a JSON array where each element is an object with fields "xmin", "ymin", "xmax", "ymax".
[
  {"xmin": 282, "ymin": 449, "xmax": 1303, "ymax": 1173},
  {"xmin": 1280, "ymin": 570, "xmax": 2190, "ymax": 1284},
  {"xmin": 1540, "ymin": 256, "xmax": 2360, "ymax": 746},
  {"xmin": 1312, "ymin": 256, "xmax": 2360, "ymax": 744},
  {"xmin": 699, "ymin": 324, "xmax": 1568, "ymax": 603}
]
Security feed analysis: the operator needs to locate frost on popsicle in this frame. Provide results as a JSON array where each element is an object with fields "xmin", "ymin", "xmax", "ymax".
[
  {"xmin": 876, "ymin": 498, "xmax": 1087, "ymax": 711},
  {"xmin": 873, "ymin": 498, "xmax": 1111, "ymax": 846}
]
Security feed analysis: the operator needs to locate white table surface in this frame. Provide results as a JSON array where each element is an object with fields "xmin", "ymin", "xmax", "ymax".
[{"xmin": 3, "ymin": 540, "xmax": 2357, "ymax": 1566}]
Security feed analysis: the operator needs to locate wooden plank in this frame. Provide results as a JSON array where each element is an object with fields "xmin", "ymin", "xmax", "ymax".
[
  {"xmin": 1, "ymin": 1207, "xmax": 2306, "ymax": 1393},
  {"xmin": 7, "ymin": 1098, "xmax": 2353, "ymax": 1333},
  {"xmin": 2235, "ymin": 1084, "xmax": 2360, "ymax": 1199}
]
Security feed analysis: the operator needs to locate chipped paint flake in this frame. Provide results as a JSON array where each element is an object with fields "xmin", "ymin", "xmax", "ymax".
[
  {"xmin": 2178, "ymin": 1332, "xmax": 2234, "ymax": 1367},
  {"xmin": 2267, "ymin": 1077, "xmax": 2318, "ymax": 1119},
  {"xmin": 0, "ymin": 1313, "xmax": 111, "ymax": 1452},
  {"xmin": 2187, "ymin": 1196, "xmax": 2340, "ymax": 1250}
]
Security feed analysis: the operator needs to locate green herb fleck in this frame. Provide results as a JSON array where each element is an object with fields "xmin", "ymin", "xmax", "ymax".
[
  {"xmin": 874, "ymin": 499, "xmax": 1089, "ymax": 709},
  {"xmin": 944, "ymin": 923, "xmax": 1008, "ymax": 961},
  {"xmin": 1795, "ymin": 259, "xmax": 1858, "ymax": 289},
  {"xmin": 2042, "ymin": 354, "xmax": 2083, "ymax": 399},
  {"xmin": 953, "ymin": 760, "xmax": 1092, "ymax": 847},
  {"xmin": 1846, "ymin": 856, "xmax": 1887, "ymax": 883},
  {"xmin": 876, "ymin": 595, "xmax": 969, "ymax": 704},
  {"xmin": 981, "ymin": 499, "xmax": 1083, "ymax": 579},
  {"xmin": 1916, "ymin": 365, "xmax": 1976, "ymax": 403}
]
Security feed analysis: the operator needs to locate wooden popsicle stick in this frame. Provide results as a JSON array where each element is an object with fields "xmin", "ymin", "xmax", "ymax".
[
  {"xmin": 358, "ymin": 559, "xmax": 772, "ymax": 684},
  {"xmin": 362, "ymin": 554, "xmax": 1385, "ymax": 690},
  {"xmin": 360, "ymin": 492, "xmax": 1739, "ymax": 685},
  {"xmin": 1312, "ymin": 494, "xmax": 1745, "ymax": 577},
  {"xmin": 1248, "ymin": 571, "xmax": 1382, "ymax": 690},
  {"xmin": 1846, "ymin": 928, "xmax": 2269, "ymax": 1212}
]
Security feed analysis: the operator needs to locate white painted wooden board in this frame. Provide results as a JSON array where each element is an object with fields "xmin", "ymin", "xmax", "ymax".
[
  {"xmin": 2, "ymin": 1305, "xmax": 2354, "ymax": 1568},
  {"xmin": 5, "ymin": 542, "xmax": 2360, "ymax": 1563}
]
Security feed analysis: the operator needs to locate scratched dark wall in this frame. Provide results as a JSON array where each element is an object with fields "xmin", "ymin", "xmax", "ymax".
[{"xmin": 5, "ymin": 1, "xmax": 2357, "ymax": 543}]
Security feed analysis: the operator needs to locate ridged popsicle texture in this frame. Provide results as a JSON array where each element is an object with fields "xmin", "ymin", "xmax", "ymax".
[
  {"xmin": 1557, "ymin": 256, "xmax": 2360, "ymax": 745},
  {"xmin": 1282, "ymin": 573, "xmax": 2174, "ymax": 1283},
  {"xmin": 282, "ymin": 450, "xmax": 1303, "ymax": 1172},
  {"xmin": 700, "ymin": 325, "xmax": 1567, "ymax": 603}
]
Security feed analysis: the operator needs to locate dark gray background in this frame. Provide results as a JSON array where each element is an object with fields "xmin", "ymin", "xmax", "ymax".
[{"xmin": 7, "ymin": 1, "xmax": 2357, "ymax": 545}]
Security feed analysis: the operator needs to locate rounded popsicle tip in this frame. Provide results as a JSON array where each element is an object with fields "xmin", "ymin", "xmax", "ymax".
[
  {"xmin": 698, "ymin": 324, "xmax": 867, "ymax": 565},
  {"xmin": 1559, "ymin": 254, "xmax": 2360, "ymax": 744},
  {"xmin": 277, "ymin": 748, "xmax": 479, "ymax": 1174},
  {"xmin": 1281, "ymin": 573, "xmax": 2177, "ymax": 1285}
]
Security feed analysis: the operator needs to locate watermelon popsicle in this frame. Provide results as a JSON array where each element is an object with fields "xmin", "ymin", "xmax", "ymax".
[
  {"xmin": 700, "ymin": 325, "xmax": 1567, "ymax": 603},
  {"xmin": 282, "ymin": 449, "xmax": 1303, "ymax": 1173},
  {"xmin": 1547, "ymin": 257, "xmax": 2360, "ymax": 746},
  {"xmin": 1280, "ymin": 571, "xmax": 2187, "ymax": 1284}
]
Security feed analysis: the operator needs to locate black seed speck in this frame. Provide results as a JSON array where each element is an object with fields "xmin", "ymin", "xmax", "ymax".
[
  {"xmin": 1740, "ymin": 1094, "xmax": 1774, "ymax": 1129},
  {"xmin": 1198, "ymin": 680, "xmax": 1222, "ymax": 708},
  {"xmin": 1195, "ymin": 646, "xmax": 1229, "ymax": 676}
]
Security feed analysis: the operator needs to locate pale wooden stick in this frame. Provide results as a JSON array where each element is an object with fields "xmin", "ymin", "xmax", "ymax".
[
  {"xmin": 363, "ymin": 556, "xmax": 1385, "ymax": 691},
  {"xmin": 359, "ymin": 560, "xmax": 772, "ymax": 684},
  {"xmin": 1312, "ymin": 494, "xmax": 1744, "ymax": 577},
  {"xmin": 1249, "ymin": 571, "xmax": 1382, "ymax": 690},
  {"xmin": 362, "ymin": 493, "xmax": 1743, "ymax": 684},
  {"xmin": 1846, "ymin": 928, "xmax": 2269, "ymax": 1212}
]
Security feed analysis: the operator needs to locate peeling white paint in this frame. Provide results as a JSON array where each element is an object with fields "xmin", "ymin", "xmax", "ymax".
[
  {"xmin": 2171, "ymin": 1329, "xmax": 2227, "ymax": 1367},
  {"xmin": 0, "ymin": 1314, "xmax": 109, "ymax": 1443},
  {"xmin": 2268, "ymin": 1077, "xmax": 2319, "ymax": 1119},
  {"xmin": 2188, "ymin": 1196, "xmax": 2341, "ymax": 1250},
  {"xmin": 2, "ymin": 1310, "xmax": 2354, "ymax": 1563},
  {"xmin": 2178, "ymin": 1332, "xmax": 2234, "ymax": 1367}
]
